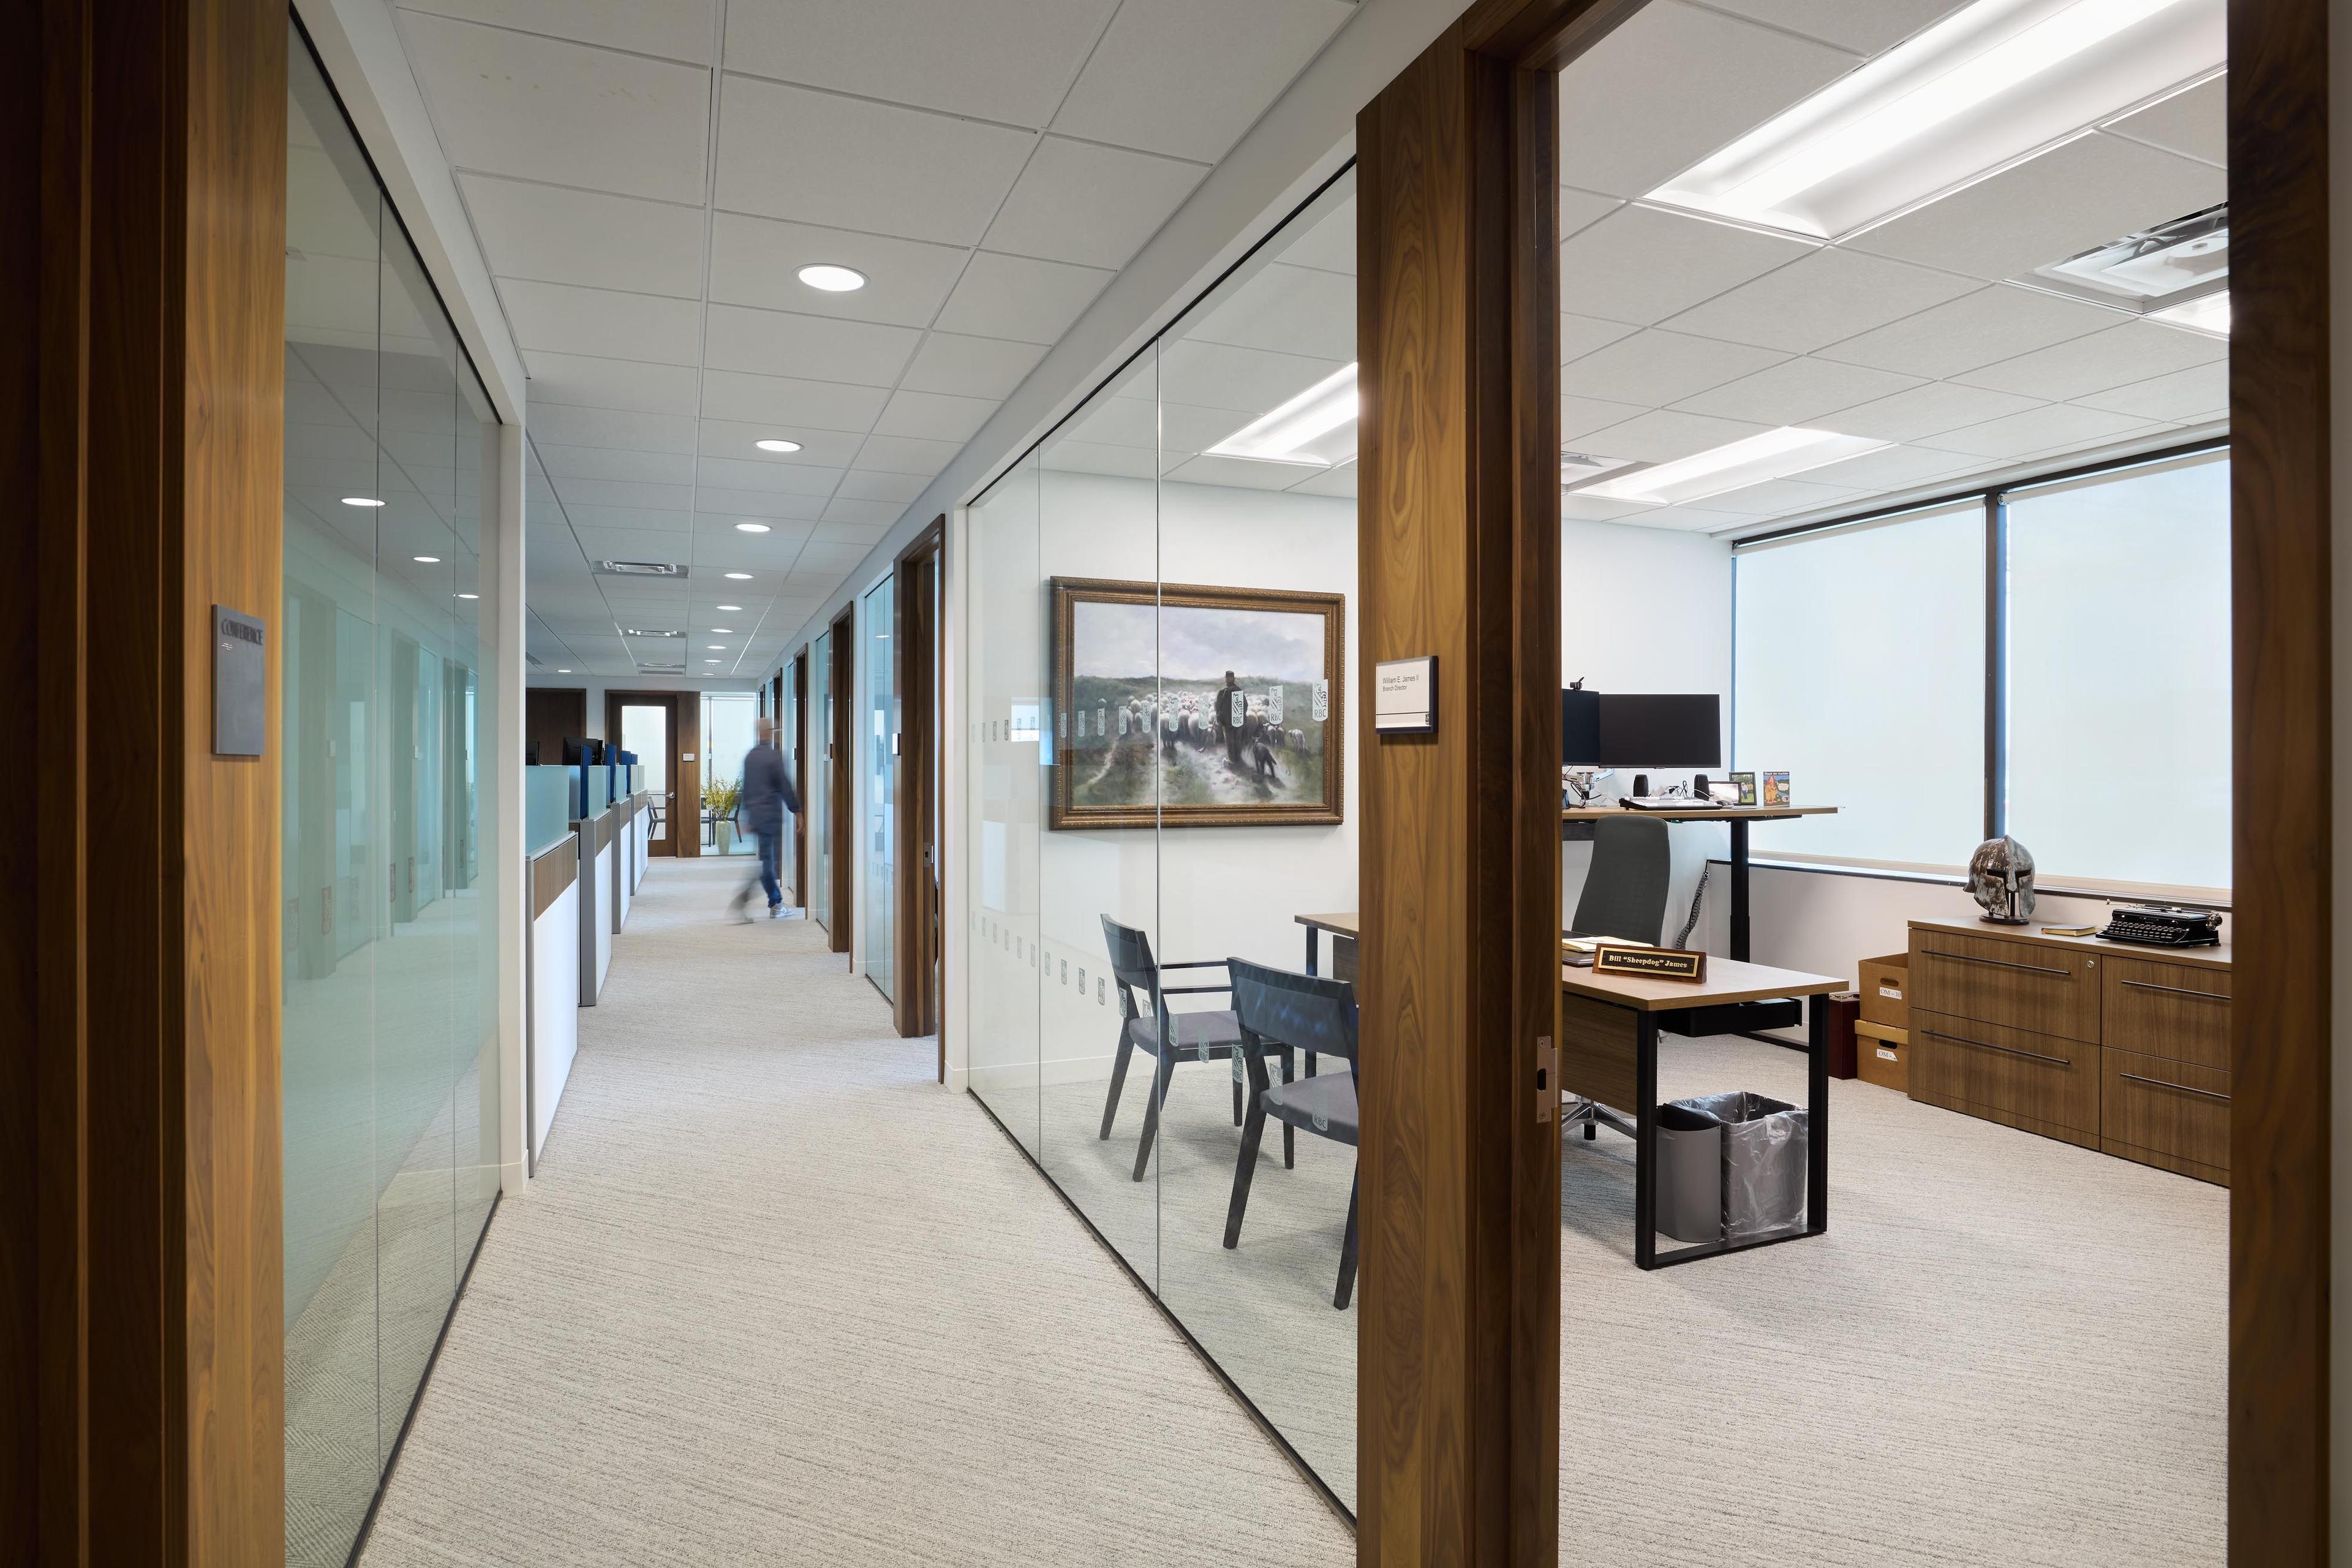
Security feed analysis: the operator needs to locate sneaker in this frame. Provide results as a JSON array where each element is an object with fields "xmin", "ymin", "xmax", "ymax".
[{"xmin": 769, "ymin": 903, "xmax": 783, "ymax": 919}]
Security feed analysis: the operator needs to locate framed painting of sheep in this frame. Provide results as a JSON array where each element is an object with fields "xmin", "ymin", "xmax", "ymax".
[{"xmin": 1047, "ymin": 576, "xmax": 1346, "ymax": 830}]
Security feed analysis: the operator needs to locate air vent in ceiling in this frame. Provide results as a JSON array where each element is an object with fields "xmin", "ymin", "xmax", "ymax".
[
  {"xmin": 596, "ymin": 559, "xmax": 687, "ymax": 578},
  {"xmin": 637, "ymin": 663, "xmax": 687, "ymax": 674},
  {"xmin": 624, "ymin": 627, "xmax": 682, "ymax": 638}
]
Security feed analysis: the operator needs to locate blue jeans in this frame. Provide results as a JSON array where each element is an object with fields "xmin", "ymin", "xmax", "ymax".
[{"xmin": 755, "ymin": 827, "xmax": 782, "ymax": 909}]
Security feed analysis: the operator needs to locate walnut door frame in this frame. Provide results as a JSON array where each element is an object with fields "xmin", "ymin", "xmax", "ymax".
[
  {"xmin": 606, "ymin": 692, "xmax": 688, "ymax": 857},
  {"xmin": 826, "ymin": 603, "xmax": 856, "ymax": 957},
  {"xmin": 894, "ymin": 518, "xmax": 945, "ymax": 1056}
]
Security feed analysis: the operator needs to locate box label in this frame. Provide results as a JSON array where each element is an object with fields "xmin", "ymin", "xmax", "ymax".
[
  {"xmin": 1878, "ymin": 984, "xmax": 1902, "ymax": 1000},
  {"xmin": 1877, "ymin": 1046, "xmax": 1898, "ymax": 1060}
]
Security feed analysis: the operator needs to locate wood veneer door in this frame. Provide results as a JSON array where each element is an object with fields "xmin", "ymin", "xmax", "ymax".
[
  {"xmin": 611, "ymin": 693, "xmax": 681, "ymax": 855},
  {"xmin": 827, "ymin": 605, "xmax": 854, "ymax": 956},
  {"xmin": 791, "ymin": 649, "xmax": 809, "ymax": 905},
  {"xmin": 526, "ymin": 685, "xmax": 584, "ymax": 767},
  {"xmin": 894, "ymin": 521, "xmax": 943, "ymax": 1046}
]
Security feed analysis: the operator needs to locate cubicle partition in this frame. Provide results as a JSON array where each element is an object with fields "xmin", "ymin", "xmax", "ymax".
[
  {"xmin": 522, "ymin": 766, "xmax": 580, "ymax": 1171},
  {"xmin": 576, "ymin": 805, "xmax": 616, "ymax": 1004},
  {"xmin": 613, "ymin": 796, "xmax": 633, "ymax": 933}
]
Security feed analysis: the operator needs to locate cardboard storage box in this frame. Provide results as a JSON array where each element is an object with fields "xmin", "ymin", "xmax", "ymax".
[
  {"xmin": 1858, "ymin": 952, "xmax": 1910, "ymax": 1029},
  {"xmin": 1855, "ymin": 1021, "xmax": 1908, "ymax": 1092}
]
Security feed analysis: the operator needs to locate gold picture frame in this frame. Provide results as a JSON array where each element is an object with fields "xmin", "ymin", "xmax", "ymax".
[{"xmin": 1047, "ymin": 576, "xmax": 1346, "ymax": 831}]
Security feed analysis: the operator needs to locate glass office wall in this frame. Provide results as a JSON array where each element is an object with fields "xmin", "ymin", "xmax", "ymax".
[
  {"xmin": 964, "ymin": 172, "xmax": 1360, "ymax": 1509},
  {"xmin": 701, "ymin": 690, "xmax": 756, "ymax": 854},
  {"xmin": 282, "ymin": 29, "xmax": 502, "ymax": 1566},
  {"xmin": 810, "ymin": 630, "xmax": 834, "ymax": 930},
  {"xmin": 865, "ymin": 576, "xmax": 896, "ymax": 999}
]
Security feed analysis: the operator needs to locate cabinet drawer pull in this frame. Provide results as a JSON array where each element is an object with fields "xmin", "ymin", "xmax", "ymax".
[
  {"xmin": 2119, "ymin": 1071, "xmax": 2231, "ymax": 1104},
  {"xmin": 1922, "ymin": 948, "xmax": 2073, "ymax": 979},
  {"xmin": 2120, "ymin": 979, "xmax": 2229, "ymax": 1004},
  {"xmin": 1923, "ymin": 1028, "xmax": 2072, "ymax": 1068}
]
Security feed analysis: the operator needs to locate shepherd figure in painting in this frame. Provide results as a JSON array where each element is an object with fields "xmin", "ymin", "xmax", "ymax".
[{"xmin": 1218, "ymin": 669, "xmax": 1245, "ymax": 771}]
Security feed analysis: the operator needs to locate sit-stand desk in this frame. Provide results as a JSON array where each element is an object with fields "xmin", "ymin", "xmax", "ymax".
[
  {"xmin": 1561, "ymin": 957, "xmax": 1842, "ymax": 1268},
  {"xmin": 1562, "ymin": 804, "xmax": 1838, "ymax": 962}
]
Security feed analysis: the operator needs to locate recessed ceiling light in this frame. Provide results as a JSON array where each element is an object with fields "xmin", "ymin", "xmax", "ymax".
[
  {"xmin": 716, "ymin": 604, "xmax": 742, "ymax": 611},
  {"xmin": 413, "ymin": 555, "xmax": 440, "ymax": 563},
  {"xmin": 456, "ymin": 592, "xmax": 478, "ymax": 600},
  {"xmin": 707, "ymin": 644, "xmax": 726, "ymax": 650},
  {"xmin": 755, "ymin": 438, "xmax": 802, "ymax": 453},
  {"xmin": 557, "ymin": 668, "xmax": 571, "ymax": 673},
  {"xmin": 1207, "ymin": 363, "xmax": 1359, "ymax": 467},
  {"xmin": 342, "ymin": 496, "xmax": 385, "ymax": 508},
  {"xmin": 712, "ymin": 627, "xmax": 734, "ymax": 633},
  {"xmin": 705, "ymin": 658, "xmax": 721, "ymax": 664},
  {"xmin": 1648, "ymin": 0, "xmax": 2219, "ymax": 239},
  {"xmin": 735, "ymin": 522, "xmax": 771, "ymax": 533},
  {"xmin": 797, "ymin": 263, "xmax": 867, "ymax": 293},
  {"xmin": 1575, "ymin": 428, "xmax": 1892, "ymax": 507},
  {"xmin": 726, "ymin": 572, "xmax": 753, "ymax": 580}
]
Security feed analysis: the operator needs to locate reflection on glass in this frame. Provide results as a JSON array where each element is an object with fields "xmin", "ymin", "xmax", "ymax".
[
  {"xmin": 282, "ymin": 27, "xmax": 502, "ymax": 1564},
  {"xmin": 967, "ymin": 451, "xmax": 1042, "ymax": 1156},
  {"xmin": 963, "ymin": 170, "xmax": 1361, "ymax": 1509},
  {"xmin": 865, "ymin": 576, "xmax": 896, "ymax": 1000}
]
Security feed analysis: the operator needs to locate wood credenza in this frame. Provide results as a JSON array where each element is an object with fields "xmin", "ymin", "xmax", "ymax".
[{"xmin": 1905, "ymin": 918, "xmax": 2231, "ymax": 1186}]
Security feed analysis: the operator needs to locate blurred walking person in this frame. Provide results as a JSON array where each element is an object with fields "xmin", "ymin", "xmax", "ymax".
[{"xmin": 730, "ymin": 717, "xmax": 800, "ymax": 921}]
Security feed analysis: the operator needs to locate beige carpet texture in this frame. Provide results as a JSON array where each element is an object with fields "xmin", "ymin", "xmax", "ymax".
[
  {"xmin": 358, "ymin": 856, "xmax": 1352, "ymax": 1568},
  {"xmin": 361, "ymin": 855, "xmax": 2225, "ymax": 1567}
]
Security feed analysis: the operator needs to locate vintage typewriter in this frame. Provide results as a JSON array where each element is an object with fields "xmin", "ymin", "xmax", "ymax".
[{"xmin": 2095, "ymin": 904, "xmax": 2223, "ymax": 949}]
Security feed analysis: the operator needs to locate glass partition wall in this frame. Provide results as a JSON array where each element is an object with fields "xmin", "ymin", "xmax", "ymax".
[
  {"xmin": 865, "ymin": 576, "xmax": 896, "ymax": 999},
  {"xmin": 810, "ymin": 630, "xmax": 835, "ymax": 931},
  {"xmin": 965, "ymin": 170, "xmax": 1360, "ymax": 1508},
  {"xmin": 282, "ymin": 28, "xmax": 502, "ymax": 1566}
]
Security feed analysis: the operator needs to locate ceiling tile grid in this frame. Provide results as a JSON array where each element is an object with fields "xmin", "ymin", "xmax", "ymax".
[{"xmin": 402, "ymin": 0, "xmax": 1360, "ymax": 676}]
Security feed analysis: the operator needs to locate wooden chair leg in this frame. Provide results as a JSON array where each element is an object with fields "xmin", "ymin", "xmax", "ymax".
[
  {"xmin": 1132, "ymin": 1051, "xmax": 1176, "ymax": 1182},
  {"xmin": 1280, "ymin": 1047, "xmax": 1295, "ymax": 1169},
  {"xmin": 1223, "ymin": 1062, "xmax": 1279, "ymax": 1241},
  {"xmin": 1098, "ymin": 1033, "xmax": 1136, "ymax": 1140},
  {"xmin": 1333, "ymin": 1169, "xmax": 1360, "ymax": 1310}
]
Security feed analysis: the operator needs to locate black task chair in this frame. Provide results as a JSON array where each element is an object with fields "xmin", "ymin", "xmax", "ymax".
[
  {"xmin": 1565, "ymin": 814, "xmax": 1673, "ymax": 1143},
  {"xmin": 1099, "ymin": 917, "xmax": 1283, "ymax": 1182},
  {"xmin": 1221, "ymin": 959, "xmax": 1359, "ymax": 1311}
]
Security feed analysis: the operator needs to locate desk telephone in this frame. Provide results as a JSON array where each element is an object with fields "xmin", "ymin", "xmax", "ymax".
[{"xmin": 2096, "ymin": 905, "xmax": 2223, "ymax": 948}]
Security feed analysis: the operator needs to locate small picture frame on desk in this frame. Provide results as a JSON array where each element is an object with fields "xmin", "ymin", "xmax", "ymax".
[
  {"xmin": 1728, "ymin": 770, "xmax": 1757, "ymax": 806},
  {"xmin": 1762, "ymin": 771, "xmax": 1791, "ymax": 807},
  {"xmin": 1706, "ymin": 779, "xmax": 1741, "ymax": 805}
]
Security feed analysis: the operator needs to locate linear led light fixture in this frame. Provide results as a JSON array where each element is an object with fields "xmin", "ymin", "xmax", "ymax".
[
  {"xmin": 1575, "ymin": 428, "xmax": 1891, "ymax": 507},
  {"xmin": 1647, "ymin": 0, "xmax": 2220, "ymax": 239},
  {"xmin": 2148, "ymin": 290, "xmax": 2228, "ymax": 335},
  {"xmin": 1206, "ymin": 363, "xmax": 1359, "ymax": 467}
]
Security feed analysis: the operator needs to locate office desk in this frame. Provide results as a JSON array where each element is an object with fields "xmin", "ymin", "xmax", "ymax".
[
  {"xmin": 1562, "ymin": 804, "xmax": 1839, "ymax": 962},
  {"xmin": 1561, "ymin": 957, "xmax": 1842, "ymax": 1269}
]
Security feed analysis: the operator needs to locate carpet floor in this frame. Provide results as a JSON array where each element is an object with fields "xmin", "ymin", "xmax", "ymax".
[
  {"xmin": 992, "ymin": 1025, "xmax": 2227, "ymax": 1566},
  {"xmin": 358, "ymin": 856, "xmax": 1353, "ymax": 1568}
]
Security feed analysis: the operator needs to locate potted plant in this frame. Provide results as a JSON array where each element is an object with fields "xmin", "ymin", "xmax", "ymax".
[{"xmin": 705, "ymin": 777, "xmax": 742, "ymax": 854}]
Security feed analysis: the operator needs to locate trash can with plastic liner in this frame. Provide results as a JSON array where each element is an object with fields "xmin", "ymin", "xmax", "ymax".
[{"xmin": 1657, "ymin": 1090, "xmax": 1810, "ymax": 1243}]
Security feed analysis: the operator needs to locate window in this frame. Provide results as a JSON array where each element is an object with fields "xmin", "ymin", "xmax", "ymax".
[
  {"xmin": 1730, "ymin": 445, "xmax": 2231, "ymax": 894},
  {"xmin": 1735, "ymin": 502, "xmax": 1986, "ymax": 869},
  {"xmin": 2004, "ymin": 453, "xmax": 2230, "ymax": 894}
]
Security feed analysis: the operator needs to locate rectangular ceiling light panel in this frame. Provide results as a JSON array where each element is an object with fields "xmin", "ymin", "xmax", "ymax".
[
  {"xmin": 1207, "ymin": 363, "xmax": 1359, "ymax": 467},
  {"xmin": 1575, "ymin": 428, "xmax": 1891, "ymax": 507},
  {"xmin": 1647, "ymin": 0, "xmax": 2223, "ymax": 239}
]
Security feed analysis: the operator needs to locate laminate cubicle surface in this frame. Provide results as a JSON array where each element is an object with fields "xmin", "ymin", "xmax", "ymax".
[
  {"xmin": 1907, "ymin": 919, "xmax": 2232, "ymax": 1183},
  {"xmin": 527, "ymin": 835, "xmax": 581, "ymax": 1170}
]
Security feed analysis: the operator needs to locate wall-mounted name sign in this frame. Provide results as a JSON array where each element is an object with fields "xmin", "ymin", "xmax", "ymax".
[
  {"xmin": 1593, "ymin": 944, "xmax": 1708, "ymax": 982},
  {"xmin": 1374, "ymin": 655, "xmax": 1437, "ymax": 736},
  {"xmin": 213, "ymin": 606, "xmax": 266, "ymax": 757}
]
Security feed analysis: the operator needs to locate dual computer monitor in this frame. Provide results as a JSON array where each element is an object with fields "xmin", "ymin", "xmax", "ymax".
[{"xmin": 1561, "ymin": 690, "xmax": 1721, "ymax": 769}]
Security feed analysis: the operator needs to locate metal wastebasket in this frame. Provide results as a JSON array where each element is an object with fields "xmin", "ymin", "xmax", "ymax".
[
  {"xmin": 1659, "ymin": 1091, "xmax": 1809, "ymax": 1243},
  {"xmin": 1653, "ymin": 1102, "xmax": 1724, "ymax": 1243}
]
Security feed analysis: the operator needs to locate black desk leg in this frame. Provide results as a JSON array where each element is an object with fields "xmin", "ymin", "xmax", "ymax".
[
  {"xmin": 1303, "ymin": 927, "xmax": 1320, "ymax": 1077},
  {"xmin": 1729, "ymin": 818, "xmax": 1752, "ymax": 963},
  {"xmin": 1807, "ymin": 993, "xmax": 1829, "ymax": 1237},
  {"xmin": 1634, "ymin": 1012, "xmax": 1659, "ymax": 1271}
]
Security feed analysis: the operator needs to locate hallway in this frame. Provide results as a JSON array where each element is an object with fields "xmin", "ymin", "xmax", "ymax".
[{"xmin": 360, "ymin": 856, "xmax": 1352, "ymax": 1567}]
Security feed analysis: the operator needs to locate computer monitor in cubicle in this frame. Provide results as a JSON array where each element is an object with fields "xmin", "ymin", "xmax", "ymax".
[{"xmin": 1561, "ymin": 690, "xmax": 1722, "ymax": 767}]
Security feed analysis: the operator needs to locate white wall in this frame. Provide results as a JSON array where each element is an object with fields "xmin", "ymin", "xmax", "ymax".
[
  {"xmin": 965, "ymin": 469, "xmax": 1360, "ymax": 1088},
  {"xmin": 1560, "ymin": 519, "xmax": 1733, "ymax": 945}
]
